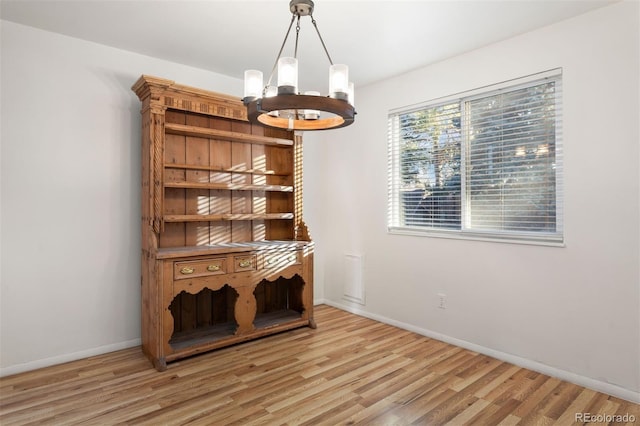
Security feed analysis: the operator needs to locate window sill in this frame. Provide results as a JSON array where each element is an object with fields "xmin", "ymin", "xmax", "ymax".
[{"xmin": 388, "ymin": 226, "xmax": 565, "ymax": 247}]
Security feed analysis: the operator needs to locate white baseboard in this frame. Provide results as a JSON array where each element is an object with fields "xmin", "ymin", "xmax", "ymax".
[
  {"xmin": 0, "ymin": 338, "xmax": 141, "ymax": 378},
  {"xmin": 319, "ymin": 299, "xmax": 640, "ymax": 404}
]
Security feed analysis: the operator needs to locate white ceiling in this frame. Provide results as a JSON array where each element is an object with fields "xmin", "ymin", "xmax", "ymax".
[{"xmin": 1, "ymin": 0, "xmax": 616, "ymax": 94}]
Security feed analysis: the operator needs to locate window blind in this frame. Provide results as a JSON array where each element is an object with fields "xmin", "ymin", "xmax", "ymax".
[{"xmin": 388, "ymin": 70, "xmax": 563, "ymax": 244}]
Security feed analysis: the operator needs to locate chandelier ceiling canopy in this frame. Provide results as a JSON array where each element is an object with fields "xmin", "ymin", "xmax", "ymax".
[{"xmin": 242, "ymin": 0, "xmax": 356, "ymax": 131}]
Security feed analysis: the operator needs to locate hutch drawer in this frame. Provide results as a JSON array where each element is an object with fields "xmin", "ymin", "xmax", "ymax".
[
  {"xmin": 263, "ymin": 250, "xmax": 301, "ymax": 269},
  {"xmin": 174, "ymin": 257, "xmax": 227, "ymax": 280},
  {"xmin": 233, "ymin": 255, "xmax": 257, "ymax": 272}
]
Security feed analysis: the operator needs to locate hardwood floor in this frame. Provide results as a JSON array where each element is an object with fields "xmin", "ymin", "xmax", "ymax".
[{"xmin": 1, "ymin": 305, "xmax": 638, "ymax": 425}]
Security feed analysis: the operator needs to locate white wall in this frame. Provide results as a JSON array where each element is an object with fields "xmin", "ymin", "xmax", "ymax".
[
  {"xmin": 0, "ymin": 21, "xmax": 244, "ymax": 374},
  {"xmin": 304, "ymin": 1, "xmax": 639, "ymax": 401}
]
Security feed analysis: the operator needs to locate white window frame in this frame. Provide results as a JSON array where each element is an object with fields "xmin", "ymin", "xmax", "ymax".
[{"xmin": 387, "ymin": 69, "xmax": 564, "ymax": 246}]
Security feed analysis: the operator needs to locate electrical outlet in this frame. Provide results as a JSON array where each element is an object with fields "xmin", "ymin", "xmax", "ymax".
[{"xmin": 438, "ymin": 293, "xmax": 446, "ymax": 309}]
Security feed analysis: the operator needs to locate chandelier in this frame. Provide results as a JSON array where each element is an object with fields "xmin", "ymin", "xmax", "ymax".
[{"xmin": 242, "ymin": 0, "xmax": 356, "ymax": 131}]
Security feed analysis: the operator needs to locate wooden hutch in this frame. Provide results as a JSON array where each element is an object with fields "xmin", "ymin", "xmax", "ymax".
[{"xmin": 132, "ymin": 75, "xmax": 315, "ymax": 371}]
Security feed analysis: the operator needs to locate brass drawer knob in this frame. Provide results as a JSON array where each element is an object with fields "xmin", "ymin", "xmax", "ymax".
[
  {"xmin": 288, "ymin": 254, "xmax": 297, "ymax": 262},
  {"xmin": 207, "ymin": 264, "xmax": 221, "ymax": 272},
  {"xmin": 238, "ymin": 259, "xmax": 251, "ymax": 268},
  {"xmin": 180, "ymin": 266, "xmax": 195, "ymax": 275}
]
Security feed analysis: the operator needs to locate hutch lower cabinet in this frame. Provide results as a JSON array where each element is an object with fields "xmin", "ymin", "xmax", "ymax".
[{"xmin": 133, "ymin": 75, "xmax": 315, "ymax": 371}]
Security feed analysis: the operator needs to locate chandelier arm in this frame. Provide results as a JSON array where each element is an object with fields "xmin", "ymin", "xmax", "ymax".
[
  {"xmin": 310, "ymin": 15, "xmax": 334, "ymax": 65},
  {"xmin": 266, "ymin": 13, "xmax": 297, "ymax": 88}
]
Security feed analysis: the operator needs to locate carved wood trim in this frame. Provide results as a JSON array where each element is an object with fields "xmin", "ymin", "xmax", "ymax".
[
  {"xmin": 132, "ymin": 75, "xmax": 247, "ymax": 121},
  {"xmin": 151, "ymin": 109, "xmax": 165, "ymax": 233}
]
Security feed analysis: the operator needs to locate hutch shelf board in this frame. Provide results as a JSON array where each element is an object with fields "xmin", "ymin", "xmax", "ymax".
[{"xmin": 132, "ymin": 75, "xmax": 315, "ymax": 371}]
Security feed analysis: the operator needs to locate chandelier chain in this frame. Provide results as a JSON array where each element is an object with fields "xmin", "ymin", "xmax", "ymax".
[{"xmin": 294, "ymin": 15, "xmax": 301, "ymax": 59}]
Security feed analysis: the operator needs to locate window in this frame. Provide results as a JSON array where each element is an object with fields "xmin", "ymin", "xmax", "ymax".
[{"xmin": 388, "ymin": 70, "xmax": 563, "ymax": 244}]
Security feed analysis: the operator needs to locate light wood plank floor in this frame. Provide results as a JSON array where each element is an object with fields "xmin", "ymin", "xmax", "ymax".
[{"xmin": 1, "ymin": 305, "xmax": 638, "ymax": 425}]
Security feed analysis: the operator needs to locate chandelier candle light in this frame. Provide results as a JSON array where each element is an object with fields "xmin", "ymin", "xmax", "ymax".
[{"xmin": 242, "ymin": 0, "xmax": 356, "ymax": 131}]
